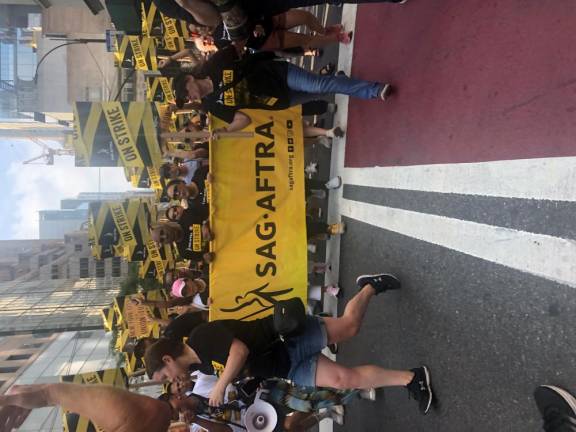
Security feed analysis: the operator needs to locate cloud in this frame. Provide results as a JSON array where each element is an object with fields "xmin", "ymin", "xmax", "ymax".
[{"xmin": 5, "ymin": 144, "xmax": 136, "ymax": 239}]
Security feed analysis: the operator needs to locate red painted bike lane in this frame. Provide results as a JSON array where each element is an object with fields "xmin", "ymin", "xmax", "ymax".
[{"xmin": 345, "ymin": 1, "xmax": 576, "ymax": 167}]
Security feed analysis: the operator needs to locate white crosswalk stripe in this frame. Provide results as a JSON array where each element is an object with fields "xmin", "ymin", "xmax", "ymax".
[
  {"xmin": 343, "ymin": 157, "xmax": 576, "ymax": 202},
  {"xmin": 340, "ymin": 198, "xmax": 576, "ymax": 288}
]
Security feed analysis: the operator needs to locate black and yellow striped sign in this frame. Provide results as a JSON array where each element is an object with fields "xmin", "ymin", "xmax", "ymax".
[
  {"xmin": 73, "ymin": 102, "xmax": 162, "ymax": 169},
  {"xmin": 114, "ymin": 289, "xmax": 170, "ymax": 339},
  {"xmin": 146, "ymin": 76, "xmax": 174, "ymax": 103},
  {"xmin": 113, "ymin": 35, "xmax": 158, "ymax": 70},
  {"xmin": 124, "ymin": 351, "xmax": 145, "ymax": 374},
  {"xmin": 89, "ymin": 198, "xmax": 153, "ymax": 261},
  {"xmin": 138, "ymin": 242, "xmax": 177, "ymax": 281},
  {"xmin": 100, "ymin": 307, "xmax": 118, "ymax": 332},
  {"xmin": 140, "ymin": 0, "xmax": 190, "ymax": 50},
  {"xmin": 61, "ymin": 368, "xmax": 128, "ymax": 432}
]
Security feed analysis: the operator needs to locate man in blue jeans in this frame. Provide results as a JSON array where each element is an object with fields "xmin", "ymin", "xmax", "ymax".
[{"xmin": 173, "ymin": 44, "xmax": 392, "ymax": 131}]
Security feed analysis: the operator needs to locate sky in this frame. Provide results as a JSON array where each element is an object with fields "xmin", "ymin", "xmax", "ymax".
[{"xmin": 0, "ymin": 138, "xmax": 137, "ymax": 240}]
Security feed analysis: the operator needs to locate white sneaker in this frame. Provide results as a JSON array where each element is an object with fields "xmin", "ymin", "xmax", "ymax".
[
  {"xmin": 317, "ymin": 136, "xmax": 332, "ymax": 149},
  {"xmin": 330, "ymin": 406, "xmax": 345, "ymax": 425},
  {"xmin": 359, "ymin": 388, "xmax": 376, "ymax": 401},
  {"xmin": 305, "ymin": 162, "xmax": 318, "ymax": 175},
  {"xmin": 324, "ymin": 176, "xmax": 342, "ymax": 190}
]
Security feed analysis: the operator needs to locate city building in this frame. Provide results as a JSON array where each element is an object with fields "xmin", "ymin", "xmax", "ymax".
[
  {"xmin": 0, "ymin": 230, "xmax": 129, "ymax": 282},
  {"xmin": 39, "ymin": 208, "xmax": 89, "ymax": 239}
]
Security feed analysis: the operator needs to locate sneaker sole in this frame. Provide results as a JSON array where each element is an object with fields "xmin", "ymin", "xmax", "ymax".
[
  {"xmin": 541, "ymin": 385, "xmax": 576, "ymax": 415},
  {"xmin": 380, "ymin": 84, "xmax": 393, "ymax": 100},
  {"xmin": 355, "ymin": 273, "xmax": 400, "ymax": 289},
  {"xmin": 422, "ymin": 365, "xmax": 433, "ymax": 415}
]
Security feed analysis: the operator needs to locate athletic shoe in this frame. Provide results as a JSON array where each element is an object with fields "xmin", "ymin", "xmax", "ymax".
[
  {"xmin": 407, "ymin": 366, "xmax": 433, "ymax": 415},
  {"xmin": 355, "ymin": 273, "xmax": 401, "ymax": 294},
  {"xmin": 330, "ymin": 406, "xmax": 345, "ymax": 425},
  {"xmin": 328, "ymin": 222, "xmax": 346, "ymax": 235},
  {"xmin": 534, "ymin": 385, "xmax": 576, "ymax": 431},
  {"xmin": 317, "ymin": 136, "xmax": 332, "ymax": 149},
  {"xmin": 359, "ymin": 388, "xmax": 376, "ymax": 401},
  {"xmin": 325, "ymin": 24, "xmax": 344, "ymax": 35},
  {"xmin": 337, "ymin": 31, "xmax": 353, "ymax": 45},
  {"xmin": 325, "ymin": 285, "xmax": 341, "ymax": 298},
  {"xmin": 326, "ymin": 127, "xmax": 345, "ymax": 139},
  {"xmin": 325, "ymin": 176, "xmax": 342, "ymax": 189},
  {"xmin": 379, "ymin": 83, "xmax": 393, "ymax": 101},
  {"xmin": 305, "ymin": 162, "xmax": 318, "ymax": 176}
]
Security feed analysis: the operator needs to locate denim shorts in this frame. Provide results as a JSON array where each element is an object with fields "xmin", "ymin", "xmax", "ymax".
[{"xmin": 285, "ymin": 315, "xmax": 328, "ymax": 386}]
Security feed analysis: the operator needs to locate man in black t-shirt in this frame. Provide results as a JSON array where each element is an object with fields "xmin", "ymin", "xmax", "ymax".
[
  {"xmin": 145, "ymin": 273, "xmax": 435, "ymax": 415},
  {"xmin": 173, "ymin": 45, "xmax": 392, "ymax": 131}
]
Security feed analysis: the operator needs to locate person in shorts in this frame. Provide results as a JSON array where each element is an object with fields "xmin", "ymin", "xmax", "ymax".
[{"xmin": 145, "ymin": 273, "xmax": 435, "ymax": 414}]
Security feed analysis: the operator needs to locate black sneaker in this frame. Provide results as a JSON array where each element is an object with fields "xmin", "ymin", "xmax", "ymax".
[
  {"xmin": 534, "ymin": 385, "xmax": 576, "ymax": 431},
  {"xmin": 407, "ymin": 366, "xmax": 433, "ymax": 415},
  {"xmin": 356, "ymin": 273, "xmax": 401, "ymax": 295}
]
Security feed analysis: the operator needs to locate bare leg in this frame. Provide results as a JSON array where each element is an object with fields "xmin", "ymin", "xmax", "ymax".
[
  {"xmin": 304, "ymin": 125, "xmax": 330, "ymax": 137},
  {"xmin": 315, "ymin": 354, "xmax": 414, "ymax": 390},
  {"xmin": 284, "ymin": 411, "xmax": 324, "ymax": 432},
  {"xmin": 281, "ymin": 10, "xmax": 326, "ymax": 33},
  {"xmin": 280, "ymin": 31, "xmax": 339, "ymax": 49},
  {"xmin": 322, "ymin": 284, "xmax": 376, "ymax": 345}
]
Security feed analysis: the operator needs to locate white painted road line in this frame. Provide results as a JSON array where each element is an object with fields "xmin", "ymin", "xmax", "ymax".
[
  {"xmin": 341, "ymin": 198, "xmax": 576, "ymax": 288},
  {"xmin": 343, "ymin": 157, "xmax": 576, "ymax": 202}
]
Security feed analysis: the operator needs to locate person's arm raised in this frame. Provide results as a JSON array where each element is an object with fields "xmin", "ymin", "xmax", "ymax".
[{"xmin": 0, "ymin": 383, "xmax": 171, "ymax": 432}]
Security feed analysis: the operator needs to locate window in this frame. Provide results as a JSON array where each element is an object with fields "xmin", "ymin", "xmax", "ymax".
[
  {"xmin": 38, "ymin": 255, "xmax": 47, "ymax": 266},
  {"xmin": 51, "ymin": 264, "xmax": 59, "ymax": 279},
  {"xmin": 95, "ymin": 260, "xmax": 105, "ymax": 278},
  {"xmin": 79, "ymin": 258, "xmax": 89, "ymax": 278},
  {"xmin": 32, "ymin": 332, "xmax": 52, "ymax": 339},
  {"xmin": 7, "ymin": 353, "xmax": 31, "ymax": 361},
  {"xmin": 112, "ymin": 257, "xmax": 121, "ymax": 277},
  {"xmin": 74, "ymin": 244, "xmax": 82, "ymax": 252},
  {"xmin": 21, "ymin": 343, "xmax": 43, "ymax": 349},
  {"xmin": 0, "ymin": 366, "xmax": 19, "ymax": 374}
]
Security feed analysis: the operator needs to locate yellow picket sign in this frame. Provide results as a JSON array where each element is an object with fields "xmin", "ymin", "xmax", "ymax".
[
  {"xmin": 101, "ymin": 102, "xmax": 145, "ymax": 168},
  {"xmin": 209, "ymin": 107, "xmax": 307, "ymax": 321},
  {"xmin": 108, "ymin": 201, "xmax": 138, "ymax": 252}
]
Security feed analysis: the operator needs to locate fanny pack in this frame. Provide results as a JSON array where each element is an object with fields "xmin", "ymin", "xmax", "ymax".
[{"xmin": 273, "ymin": 297, "xmax": 306, "ymax": 338}]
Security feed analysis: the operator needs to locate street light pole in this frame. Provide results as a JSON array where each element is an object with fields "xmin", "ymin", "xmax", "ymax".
[{"xmin": 33, "ymin": 38, "xmax": 106, "ymax": 83}]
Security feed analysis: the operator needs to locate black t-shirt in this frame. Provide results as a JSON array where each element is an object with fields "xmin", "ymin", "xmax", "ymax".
[
  {"xmin": 151, "ymin": 0, "xmax": 201, "ymax": 25},
  {"xmin": 176, "ymin": 206, "xmax": 208, "ymax": 261},
  {"xmin": 200, "ymin": 46, "xmax": 291, "ymax": 123},
  {"xmin": 186, "ymin": 317, "xmax": 290, "ymax": 379},
  {"xmin": 164, "ymin": 312, "xmax": 204, "ymax": 340},
  {"xmin": 211, "ymin": 15, "xmax": 274, "ymax": 50}
]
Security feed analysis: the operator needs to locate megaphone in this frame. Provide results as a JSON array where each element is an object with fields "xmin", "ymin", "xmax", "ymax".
[{"xmin": 244, "ymin": 400, "xmax": 278, "ymax": 432}]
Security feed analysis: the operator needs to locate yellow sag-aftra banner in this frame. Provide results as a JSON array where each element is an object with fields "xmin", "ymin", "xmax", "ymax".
[{"xmin": 209, "ymin": 107, "xmax": 307, "ymax": 321}]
